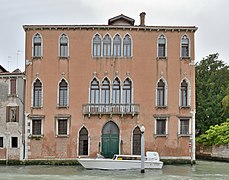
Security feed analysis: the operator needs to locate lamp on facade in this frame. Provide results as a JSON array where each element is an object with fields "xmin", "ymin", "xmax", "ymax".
[{"xmin": 140, "ymin": 125, "xmax": 145, "ymax": 173}]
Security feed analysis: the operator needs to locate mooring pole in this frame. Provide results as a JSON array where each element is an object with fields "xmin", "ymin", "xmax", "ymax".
[{"xmin": 140, "ymin": 125, "xmax": 145, "ymax": 173}]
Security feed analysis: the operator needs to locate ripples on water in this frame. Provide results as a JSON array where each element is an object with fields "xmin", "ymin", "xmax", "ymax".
[{"xmin": 0, "ymin": 161, "xmax": 228, "ymax": 180}]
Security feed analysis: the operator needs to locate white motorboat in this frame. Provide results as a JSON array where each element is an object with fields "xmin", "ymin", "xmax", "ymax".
[{"xmin": 77, "ymin": 151, "xmax": 163, "ymax": 170}]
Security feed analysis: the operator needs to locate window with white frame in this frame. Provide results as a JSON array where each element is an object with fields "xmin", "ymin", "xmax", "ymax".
[
  {"xmin": 103, "ymin": 34, "xmax": 111, "ymax": 57},
  {"xmin": 113, "ymin": 34, "xmax": 121, "ymax": 56},
  {"xmin": 31, "ymin": 119, "xmax": 42, "ymax": 136},
  {"xmin": 33, "ymin": 33, "xmax": 42, "ymax": 57},
  {"xmin": 56, "ymin": 119, "xmax": 68, "ymax": 136},
  {"xmin": 101, "ymin": 78, "xmax": 110, "ymax": 105},
  {"xmin": 158, "ymin": 34, "xmax": 166, "ymax": 57},
  {"xmin": 122, "ymin": 78, "xmax": 132, "ymax": 104},
  {"xmin": 33, "ymin": 79, "xmax": 42, "ymax": 107},
  {"xmin": 90, "ymin": 78, "xmax": 100, "ymax": 104},
  {"xmin": 59, "ymin": 34, "xmax": 68, "ymax": 57},
  {"xmin": 59, "ymin": 79, "xmax": 68, "ymax": 107},
  {"xmin": 93, "ymin": 34, "xmax": 101, "ymax": 56},
  {"xmin": 79, "ymin": 127, "xmax": 88, "ymax": 156},
  {"xmin": 123, "ymin": 34, "xmax": 131, "ymax": 57},
  {"xmin": 181, "ymin": 35, "xmax": 189, "ymax": 57},
  {"xmin": 179, "ymin": 118, "xmax": 190, "ymax": 135},
  {"xmin": 112, "ymin": 78, "xmax": 121, "ymax": 104},
  {"xmin": 180, "ymin": 80, "xmax": 188, "ymax": 107},
  {"xmin": 155, "ymin": 118, "xmax": 167, "ymax": 135},
  {"xmin": 157, "ymin": 79, "xmax": 165, "ymax": 107},
  {"xmin": 123, "ymin": 78, "xmax": 132, "ymax": 112}
]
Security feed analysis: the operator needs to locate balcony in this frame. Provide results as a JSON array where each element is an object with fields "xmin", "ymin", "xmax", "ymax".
[{"xmin": 82, "ymin": 104, "xmax": 140, "ymax": 117}]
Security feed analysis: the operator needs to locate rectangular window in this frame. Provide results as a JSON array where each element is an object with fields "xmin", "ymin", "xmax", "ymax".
[
  {"xmin": 180, "ymin": 119, "xmax": 190, "ymax": 135},
  {"xmin": 57, "ymin": 119, "xmax": 68, "ymax": 135},
  {"xmin": 0, "ymin": 137, "xmax": 3, "ymax": 148},
  {"xmin": 32, "ymin": 119, "xmax": 42, "ymax": 135},
  {"xmin": 11, "ymin": 137, "xmax": 18, "ymax": 148},
  {"xmin": 10, "ymin": 78, "xmax": 16, "ymax": 95},
  {"xmin": 6, "ymin": 106, "xmax": 19, "ymax": 122},
  {"xmin": 156, "ymin": 119, "xmax": 167, "ymax": 135}
]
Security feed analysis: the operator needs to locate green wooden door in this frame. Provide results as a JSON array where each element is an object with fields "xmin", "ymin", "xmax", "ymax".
[{"xmin": 101, "ymin": 121, "xmax": 119, "ymax": 158}]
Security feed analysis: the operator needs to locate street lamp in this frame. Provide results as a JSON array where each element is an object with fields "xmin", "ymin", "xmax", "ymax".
[{"xmin": 140, "ymin": 125, "xmax": 145, "ymax": 173}]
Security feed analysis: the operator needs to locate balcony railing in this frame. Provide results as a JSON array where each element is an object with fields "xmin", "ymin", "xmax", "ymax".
[{"xmin": 83, "ymin": 104, "xmax": 140, "ymax": 117}]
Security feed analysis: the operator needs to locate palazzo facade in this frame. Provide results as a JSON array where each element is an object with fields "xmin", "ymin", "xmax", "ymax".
[{"xmin": 23, "ymin": 13, "xmax": 197, "ymax": 160}]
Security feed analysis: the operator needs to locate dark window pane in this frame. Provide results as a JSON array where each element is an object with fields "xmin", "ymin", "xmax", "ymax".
[
  {"xmin": 11, "ymin": 137, "xmax": 18, "ymax": 148},
  {"xmin": 0, "ymin": 137, "xmax": 3, "ymax": 148},
  {"xmin": 33, "ymin": 33, "xmax": 42, "ymax": 57},
  {"xmin": 58, "ymin": 119, "xmax": 67, "ymax": 135},
  {"xmin": 59, "ymin": 79, "xmax": 68, "ymax": 106},
  {"xmin": 79, "ymin": 127, "xmax": 88, "ymax": 155},
  {"xmin": 33, "ymin": 79, "xmax": 42, "ymax": 107},
  {"xmin": 133, "ymin": 127, "xmax": 141, "ymax": 155},
  {"xmin": 156, "ymin": 119, "xmax": 166, "ymax": 135},
  {"xmin": 32, "ymin": 119, "xmax": 41, "ymax": 135}
]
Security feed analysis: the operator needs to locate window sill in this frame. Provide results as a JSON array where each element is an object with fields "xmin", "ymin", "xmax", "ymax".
[
  {"xmin": 179, "ymin": 106, "xmax": 191, "ymax": 109},
  {"xmin": 178, "ymin": 134, "xmax": 191, "ymax": 137},
  {"xmin": 156, "ymin": 56, "xmax": 167, "ymax": 60},
  {"xmin": 32, "ymin": 56, "xmax": 42, "ymax": 60},
  {"xmin": 8, "ymin": 94, "xmax": 17, "ymax": 98},
  {"xmin": 180, "ymin": 57, "xmax": 191, "ymax": 60},
  {"xmin": 154, "ymin": 134, "xmax": 168, "ymax": 138},
  {"xmin": 29, "ymin": 135, "xmax": 44, "ymax": 140},
  {"xmin": 57, "ymin": 106, "xmax": 69, "ymax": 109},
  {"xmin": 7, "ymin": 121, "xmax": 18, "ymax": 124},
  {"xmin": 156, "ymin": 106, "xmax": 167, "ymax": 109},
  {"xmin": 32, "ymin": 106, "xmax": 43, "ymax": 109},
  {"xmin": 56, "ymin": 135, "xmax": 69, "ymax": 138},
  {"xmin": 59, "ymin": 56, "xmax": 69, "ymax": 60}
]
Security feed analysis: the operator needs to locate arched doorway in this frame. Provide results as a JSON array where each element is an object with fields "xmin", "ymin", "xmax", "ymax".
[
  {"xmin": 133, "ymin": 126, "xmax": 141, "ymax": 155},
  {"xmin": 101, "ymin": 121, "xmax": 119, "ymax": 158},
  {"xmin": 79, "ymin": 127, "xmax": 88, "ymax": 156}
]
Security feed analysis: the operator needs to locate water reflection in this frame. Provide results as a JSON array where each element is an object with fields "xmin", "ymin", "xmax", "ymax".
[{"xmin": 0, "ymin": 161, "xmax": 228, "ymax": 180}]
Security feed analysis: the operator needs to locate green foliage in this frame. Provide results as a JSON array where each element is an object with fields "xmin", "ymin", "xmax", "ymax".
[
  {"xmin": 222, "ymin": 87, "xmax": 229, "ymax": 114},
  {"xmin": 196, "ymin": 53, "xmax": 229, "ymax": 134},
  {"xmin": 196, "ymin": 119, "xmax": 229, "ymax": 145}
]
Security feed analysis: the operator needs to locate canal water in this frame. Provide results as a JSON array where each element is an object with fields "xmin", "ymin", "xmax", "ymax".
[{"xmin": 0, "ymin": 160, "xmax": 228, "ymax": 180}]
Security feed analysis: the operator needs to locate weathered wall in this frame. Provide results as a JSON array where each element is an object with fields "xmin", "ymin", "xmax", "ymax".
[{"xmin": 196, "ymin": 144, "xmax": 229, "ymax": 161}]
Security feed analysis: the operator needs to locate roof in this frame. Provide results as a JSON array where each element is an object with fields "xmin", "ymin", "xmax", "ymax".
[
  {"xmin": 0, "ymin": 65, "xmax": 7, "ymax": 73},
  {"xmin": 108, "ymin": 14, "xmax": 135, "ymax": 26}
]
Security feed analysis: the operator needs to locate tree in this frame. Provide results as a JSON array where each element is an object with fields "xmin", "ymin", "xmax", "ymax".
[
  {"xmin": 196, "ymin": 53, "xmax": 229, "ymax": 135},
  {"xmin": 222, "ymin": 86, "xmax": 229, "ymax": 115},
  {"xmin": 196, "ymin": 119, "xmax": 229, "ymax": 145}
]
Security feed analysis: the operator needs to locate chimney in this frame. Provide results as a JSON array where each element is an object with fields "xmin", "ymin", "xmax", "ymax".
[{"xmin": 140, "ymin": 12, "xmax": 146, "ymax": 26}]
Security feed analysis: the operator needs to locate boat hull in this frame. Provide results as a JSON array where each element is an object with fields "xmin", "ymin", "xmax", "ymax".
[{"xmin": 77, "ymin": 158, "xmax": 163, "ymax": 170}]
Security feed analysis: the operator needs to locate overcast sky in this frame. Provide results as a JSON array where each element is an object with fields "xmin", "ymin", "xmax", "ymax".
[{"xmin": 0, "ymin": 0, "xmax": 228, "ymax": 72}]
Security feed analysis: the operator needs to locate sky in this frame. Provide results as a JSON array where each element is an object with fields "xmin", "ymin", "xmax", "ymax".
[{"xmin": 0, "ymin": 0, "xmax": 228, "ymax": 72}]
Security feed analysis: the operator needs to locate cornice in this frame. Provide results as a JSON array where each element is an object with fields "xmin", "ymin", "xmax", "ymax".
[{"xmin": 23, "ymin": 25, "xmax": 198, "ymax": 33}]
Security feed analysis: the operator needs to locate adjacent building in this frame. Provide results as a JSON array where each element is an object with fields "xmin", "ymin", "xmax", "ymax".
[
  {"xmin": 0, "ymin": 65, "xmax": 25, "ymax": 160},
  {"xmin": 23, "ymin": 13, "xmax": 197, "ymax": 160}
]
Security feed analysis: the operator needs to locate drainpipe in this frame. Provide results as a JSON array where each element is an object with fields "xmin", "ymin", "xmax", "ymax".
[
  {"xmin": 191, "ymin": 110, "xmax": 196, "ymax": 164},
  {"xmin": 22, "ymin": 77, "xmax": 26, "ymax": 159}
]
